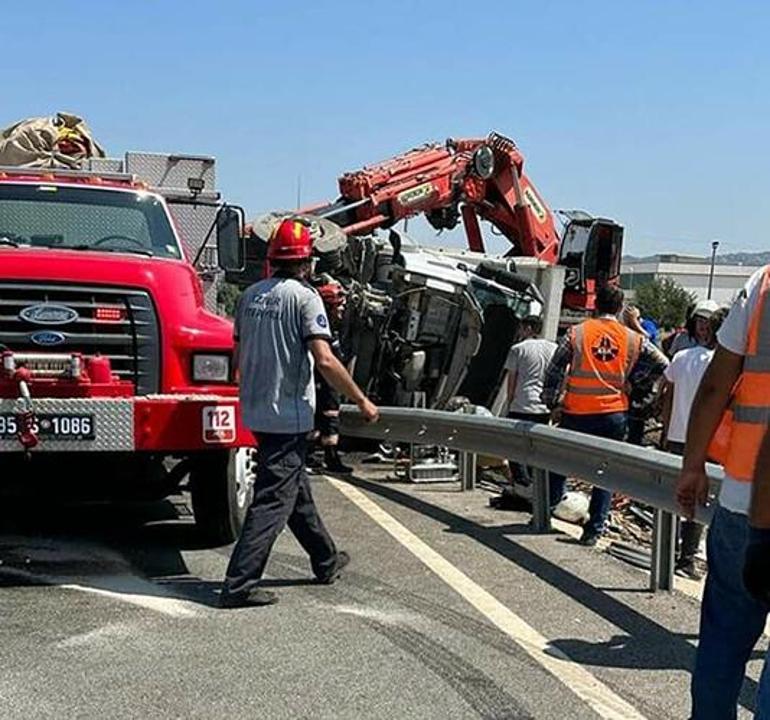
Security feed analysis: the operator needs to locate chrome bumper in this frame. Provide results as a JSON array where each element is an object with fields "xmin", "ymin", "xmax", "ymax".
[{"xmin": 0, "ymin": 397, "xmax": 134, "ymax": 453}]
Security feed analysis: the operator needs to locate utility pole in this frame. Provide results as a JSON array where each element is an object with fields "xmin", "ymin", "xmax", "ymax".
[{"xmin": 707, "ymin": 240, "xmax": 720, "ymax": 300}]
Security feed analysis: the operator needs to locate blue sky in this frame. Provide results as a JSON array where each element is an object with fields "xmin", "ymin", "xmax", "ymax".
[{"xmin": 2, "ymin": 1, "xmax": 768, "ymax": 257}]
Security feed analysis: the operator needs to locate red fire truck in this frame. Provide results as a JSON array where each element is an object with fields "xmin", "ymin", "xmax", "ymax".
[{"xmin": 0, "ymin": 152, "xmax": 251, "ymax": 543}]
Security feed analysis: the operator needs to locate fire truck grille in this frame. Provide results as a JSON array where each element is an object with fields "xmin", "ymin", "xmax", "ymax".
[{"xmin": 0, "ymin": 283, "xmax": 160, "ymax": 394}]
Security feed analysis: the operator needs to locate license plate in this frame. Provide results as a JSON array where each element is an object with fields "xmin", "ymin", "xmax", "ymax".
[{"xmin": 0, "ymin": 413, "xmax": 95, "ymax": 440}]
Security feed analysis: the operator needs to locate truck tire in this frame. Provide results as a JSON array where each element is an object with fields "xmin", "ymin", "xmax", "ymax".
[{"xmin": 190, "ymin": 447, "xmax": 256, "ymax": 546}]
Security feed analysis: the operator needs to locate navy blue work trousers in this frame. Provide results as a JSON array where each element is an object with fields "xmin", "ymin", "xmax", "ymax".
[
  {"xmin": 691, "ymin": 505, "xmax": 770, "ymax": 719},
  {"xmin": 222, "ymin": 432, "xmax": 337, "ymax": 597},
  {"xmin": 549, "ymin": 411, "xmax": 628, "ymax": 535}
]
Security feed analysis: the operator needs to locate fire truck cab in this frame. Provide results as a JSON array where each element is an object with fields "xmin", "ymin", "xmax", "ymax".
[{"xmin": 0, "ymin": 152, "xmax": 252, "ymax": 544}]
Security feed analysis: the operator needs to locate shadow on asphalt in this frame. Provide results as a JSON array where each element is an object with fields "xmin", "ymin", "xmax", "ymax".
[
  {"xmin": 550, "ymin": 634, "xmax": 766, "ymax": 669},
  {"xmin": 0, "ymin": 496, "xmax": 329, "ymax": 609},
  {"xmin": 0, "ymin": 496, "xmax": 225, "ymax": 608},
  {"xmin": 343, "ymin": 475, "xmax": 759, "ymax": 716}
]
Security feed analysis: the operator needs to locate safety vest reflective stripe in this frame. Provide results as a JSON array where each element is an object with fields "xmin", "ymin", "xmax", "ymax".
[
  {"xmin": 722, "ymin": 266, "xmax": 770, "ymax": 481},
  {"xmin": 563, "ymin": 384, "xmax": 624, "ymax": 397},
  {"xmin": 745, "ymin": 355, "xmax": 770, "ymax": 372},
  {"xmin": 734, "ymin": 406, "xmax": 770, "ymax": 424},
  {"xmin": 569, "ymin": 369, "xmax": 626, "ymax": 383},
  {"xmin": 562, "ymin": 318, "xmax": 641, "ymax": 415},
  {"xmin": 565, "ymin": 373, "xmax": 626, "ymax": 392}
]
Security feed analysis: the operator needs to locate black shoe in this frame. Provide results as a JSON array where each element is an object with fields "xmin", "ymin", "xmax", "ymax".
[
  {"xmin": 579, "ymin": 529, "xmax": 600, "ymax": 547},
  {"xmin": 675, "ymin": 558, "xmax": 704, "ymax": 580},
  {"xmin": 316, "ymin": 550, "xmax": 350, "ymax": 584},
  {"xmin": 323, "ymin": 447, "xmax": 353, "ymax": 474},
  {"xmin": 307, "ymin": 453, "xmax": 323, "ymax": 470},
  {"xmin": 219, "ymin": 587, "xmax": 278, "ymax": 609},
  {"xmin": 489, "ymin": 491, "xmax": 528, "ymax": 511}
]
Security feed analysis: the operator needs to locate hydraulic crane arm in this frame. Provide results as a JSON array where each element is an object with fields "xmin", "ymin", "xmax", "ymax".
[
  {"xmin": 312, "ymin": 132, "xmax": 561, "ymax": 262},
  {"xmin": 249, "ymin": 130, "xmax": 623, "ymax": 312}
]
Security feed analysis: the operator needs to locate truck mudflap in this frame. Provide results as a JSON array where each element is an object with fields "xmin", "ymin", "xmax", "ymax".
[{"xmin": 0, "ymin": 395, "xmax": 252, "ymax": 453}]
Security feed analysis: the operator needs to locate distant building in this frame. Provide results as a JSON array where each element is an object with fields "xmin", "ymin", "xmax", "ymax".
[{"xmin": 620, "ymin": 254, "xmax": 762, "ymax": 305}]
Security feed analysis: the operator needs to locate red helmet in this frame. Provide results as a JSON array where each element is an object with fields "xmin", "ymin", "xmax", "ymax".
[
  {"xmin": 268, "ymin": 218, "xmax": 313, "ymax": 261},
  {"xmin": 317, "ymin": 281, "xmax": 345, "ymax": 308}
]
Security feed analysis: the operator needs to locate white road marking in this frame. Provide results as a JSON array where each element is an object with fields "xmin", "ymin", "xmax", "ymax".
[
  {"xmin": 57, "ymin": 622, "xmax": 134, "ymax": 648},
  {"xmin": 2, "ymin": 566, "xmax": 198, "ymax": 618},
  {"xmin": 329, "ymin": 477, "xmax": 648, "ymax": 720},
  {"xmin": 59, "ymin": 578, "xmax": 199, "ymax": 618}
]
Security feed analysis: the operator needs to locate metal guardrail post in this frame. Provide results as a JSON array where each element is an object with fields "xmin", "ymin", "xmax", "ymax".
[
  {"xmin": 460, "ymin": 452, "xmax": 477, "ymax": 491},
  {"xmin": 650, "ymin": 508, "xmax": 677, "ymax": 591},
  {"xmin": 531, "ymin": 468, "xmax": 552, "ymax": 533}
]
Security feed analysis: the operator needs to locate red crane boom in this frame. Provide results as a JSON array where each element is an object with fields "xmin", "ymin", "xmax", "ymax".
[{"xmin": 305, "ymin": 132, "xmax": 622, "ymax": 311}]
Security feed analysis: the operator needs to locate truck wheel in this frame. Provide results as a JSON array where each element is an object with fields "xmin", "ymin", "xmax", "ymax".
[{"xmin": 190, "ymin": 447, "xmax": 256, "ymax": 546}]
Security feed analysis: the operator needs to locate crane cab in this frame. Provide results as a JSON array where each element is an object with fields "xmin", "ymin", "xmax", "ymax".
[{"xmin": 557, "ymin": 213, "xmax": 623, "ymax": 311}]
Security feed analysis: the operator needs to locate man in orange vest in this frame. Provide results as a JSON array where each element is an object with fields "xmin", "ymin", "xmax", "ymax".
[
  {"xmin": 679, "ymin": 266, "xmax": 770, "ymax": 719},
  {"xmin": 542, "ymin": 285, "xmax": 668, "ymax": 545}
]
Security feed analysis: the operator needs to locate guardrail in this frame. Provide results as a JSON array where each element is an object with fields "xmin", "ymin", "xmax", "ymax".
[{"xmin": 340, "ymin": 406, "xmax": 724, "ymax": 592}]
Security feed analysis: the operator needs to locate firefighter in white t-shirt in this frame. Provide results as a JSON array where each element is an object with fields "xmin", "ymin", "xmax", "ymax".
[{"xmin": 678, "ymin": 267, "xmax": 770, "ymax": 719}]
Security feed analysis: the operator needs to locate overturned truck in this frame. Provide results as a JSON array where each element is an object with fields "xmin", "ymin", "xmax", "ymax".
[
  {"xmin": 233, "ymin": 215, "xmax": 564, "ymax": 413},
  {"xmin": 230, "ymin": 131, "xmax": 620, "ymax": 412}
]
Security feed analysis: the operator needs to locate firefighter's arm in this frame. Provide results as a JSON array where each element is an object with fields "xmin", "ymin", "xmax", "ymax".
[
  {"xmin": 750, "ymin": 428, "xmax": 770, "ymax": 529},
  {"xmin": 678, "ymin": 345, "xmax": 742, "ymax": 517},
  {"xmin": 506, "ymin": 371, "xmax": 517, "ymax": 408},
  {"xmin": 309, "ymin": 339, "xmax": 379, "ymax": 422}
]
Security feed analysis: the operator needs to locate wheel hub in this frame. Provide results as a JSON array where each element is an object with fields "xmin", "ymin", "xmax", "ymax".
[{"xmin": 234, "ymin": 447, "xmax": 256, "ymax": 510}]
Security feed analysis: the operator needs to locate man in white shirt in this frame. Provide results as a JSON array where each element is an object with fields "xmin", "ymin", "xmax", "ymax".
[
  {"xmin": 678, "ymin": 267, "xmax": 770, "ymax": 719},
  {"xmin": 663, "ymin": 307, "xmax": 726, "ymax": 579},
  {"xmin": 505, "ymin": 315, "xmax": 557, "ymax": 422},
  {"xmin": 492, "ymin": 316, "xmax": 557, "ymax": 510}
]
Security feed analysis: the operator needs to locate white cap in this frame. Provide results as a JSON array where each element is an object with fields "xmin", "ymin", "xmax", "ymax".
[{"xmin": 692, "ymin": 299, "xmax": 720, "ymax": 319}]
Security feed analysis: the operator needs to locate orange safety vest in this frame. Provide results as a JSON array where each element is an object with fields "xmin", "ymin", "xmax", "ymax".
[
  {"xmin": 562, "ymin": 317, "xmax": 642, "ymax": 415},
  {"xmin": 714, "ymin": 267, "xmax": 770, "ymax": 481}
]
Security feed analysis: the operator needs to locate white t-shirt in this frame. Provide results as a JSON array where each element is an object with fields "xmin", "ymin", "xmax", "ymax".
[
  {"xmin": 668, "ymin": 331, "xmax": 698, "ymax": 357},
  {"xmin": 505, "ymin": 337, "xmax": 557, "ymax": 415},
  {"xmin": 664, "ymin": 346, "xmax": 714, "ymax": 443},
  {"xmin": 715, "ymin": 266, "xmax": 765, "ymax": 514}
]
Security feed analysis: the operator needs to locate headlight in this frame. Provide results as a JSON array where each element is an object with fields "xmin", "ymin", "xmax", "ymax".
[
  {"xmin": 472, "ymin": 145, "xmax": 495, "ymax": 180},
  {"xmin": 192, "ymin": 353, "xmax": 231, "ymax": 383}
]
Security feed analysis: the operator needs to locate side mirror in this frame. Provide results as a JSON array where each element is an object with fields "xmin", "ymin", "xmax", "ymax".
[{"xmin": 216, "ymin": 205, "xmax": 244, "ymax": 272}]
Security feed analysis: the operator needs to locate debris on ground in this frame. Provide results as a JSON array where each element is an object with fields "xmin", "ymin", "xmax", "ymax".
[
  {"xmin": 607, "ymin": 541, "xmax": 652, "ymax": 570},
  {"xmin": 553, "ymin": 491, "xmax": 590, "ymax": 524}
]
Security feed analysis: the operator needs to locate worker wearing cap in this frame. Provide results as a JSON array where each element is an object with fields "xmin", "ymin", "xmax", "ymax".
[
  {"xmin": 667, "ymin": 299, "xmax": 719, "ymax": 357},
  {"xmin": 220, "ymin": 218, "xmax": 379, "ymax": 609},
  {"xmin": 542, "ymin": 285, "xmax": 668, "ymax": 545},
  {"xmin": 678, "ymin": 267, "xmax": 770, "ymax": 718}
]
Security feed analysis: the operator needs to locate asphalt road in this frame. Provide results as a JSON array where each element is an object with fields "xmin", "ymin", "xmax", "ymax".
[{"xmin": 0, "ymin": 465, "xmax": 766, "ymax": 719}]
